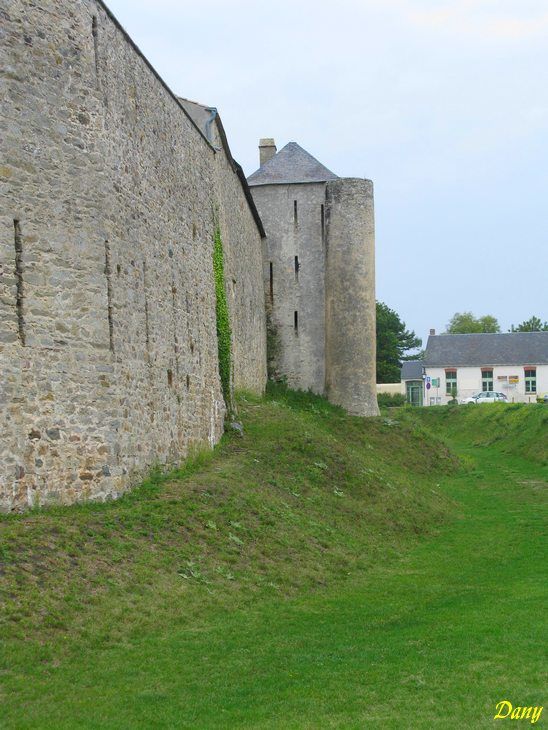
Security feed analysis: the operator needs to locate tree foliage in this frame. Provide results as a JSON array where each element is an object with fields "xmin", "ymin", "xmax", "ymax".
[
  {"xmin": 510, "ymin": 316, "xmax": 548, "ymax": 332},
  {"xmin": 376, "ymin": 302, "xmax": 421, "ymax": 383},
  {"xmin": 445, "ymin": 311, "xmax": 500, "ymax": 334}
]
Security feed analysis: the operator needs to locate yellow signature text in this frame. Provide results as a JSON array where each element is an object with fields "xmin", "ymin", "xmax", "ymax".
[{"xmin": 494, "ymin": 701, "xmax": 543, "ymax": 724}]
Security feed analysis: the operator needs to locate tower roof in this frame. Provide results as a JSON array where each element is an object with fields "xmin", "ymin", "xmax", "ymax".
[{"xmin": 247, "ymin": 142, "xmax": 339, "ymax": 186}]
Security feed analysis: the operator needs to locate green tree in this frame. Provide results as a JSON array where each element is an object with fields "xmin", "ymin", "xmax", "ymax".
[
  {"xmin": 510, "ymin": 316, "xmax": 548, "ymax": 332},
  {"xmin": 446, "ymin": 311, "xmax": 500, "ymax": 334},
  {"xmin": 376, "ymin": 302, "xmax": 421, "ymax": 383},
  {"xmin": 478, "ymin": 315, "xmax": 500, "ymax": 333}
]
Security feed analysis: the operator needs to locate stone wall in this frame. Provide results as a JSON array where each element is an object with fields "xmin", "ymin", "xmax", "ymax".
[
  {"xmin": 251, "ymin": 178, "xmax": 379, "ymax": 417},
  {"xmin": 0, "ymin": 0, "xmax": 266, "ymax": 511},
  {"xmin": 210, "ymin": 128, "xmax": 267, "ymax": 395},
  {"xmin": 251, "ymin": 183, "xmax": 327, "ymax": 393},
  {"xmin": 325, "ymin": 179, "xmax": 379, "ymax": 416}
]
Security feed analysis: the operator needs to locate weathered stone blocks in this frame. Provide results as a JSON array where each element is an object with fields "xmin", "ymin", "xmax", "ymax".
[{"xmin": 0, "ymin": 0, "xmax": 266, "ymax": 511}]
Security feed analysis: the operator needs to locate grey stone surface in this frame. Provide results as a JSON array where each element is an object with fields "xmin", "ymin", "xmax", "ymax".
[
  {"xmin": 325, "ymin": 179, "xmax": 379, "ymax": 416},
  {"xmin": 249, "ymin": 146, "xmax": 378, "ymax": 417},
  {"xmin": 251, "ymin": 183, "xmax": 328, "ymax": 393},
  {"xmin": 0, "ymin": 0, "xmax": 266, "ymax": 511},
  {"xmin": 259, "ymin": 139, "xmax": 277, "ymax": 166}
]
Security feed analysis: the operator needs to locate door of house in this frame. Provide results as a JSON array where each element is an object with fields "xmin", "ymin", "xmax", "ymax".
[{"xmin": 406, "ymin": 381, "xmax": 423, "ymax": 406}]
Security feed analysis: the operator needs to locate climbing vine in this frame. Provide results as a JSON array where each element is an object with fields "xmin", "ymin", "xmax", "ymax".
[
  {"xmin": 266, "ymin": 307, "xmax": 282, "ymax": 381},
  {"xmin": 212, "ymin": 227, "xmax": 233, "ymax": 411}
]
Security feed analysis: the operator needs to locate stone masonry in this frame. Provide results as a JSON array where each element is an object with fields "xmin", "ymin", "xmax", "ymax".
[
  {"xmin": 1, "ymin": 0, "xmax": 380, "ymax": 512},
  {"xmin": 0, "ymin": 0, "xmax": 266, "ymax": 511},
  {"xmin": 248, "ymin": 141, "xmax": 379, "ymax": 417}
]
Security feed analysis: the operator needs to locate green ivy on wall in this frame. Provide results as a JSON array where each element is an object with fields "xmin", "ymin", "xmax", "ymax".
[
  {"xmin": 212, "ymin": 227, "xmax": 232, "ymax": 411},
  {"xmin": 266, "ymin": 307, "xmax": 282, "ymax": 381}
]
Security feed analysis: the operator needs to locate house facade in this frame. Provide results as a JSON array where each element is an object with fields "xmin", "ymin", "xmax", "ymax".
[{"xmin": 420, "ymin": 332, "xmax": 548, "ymax": 405}]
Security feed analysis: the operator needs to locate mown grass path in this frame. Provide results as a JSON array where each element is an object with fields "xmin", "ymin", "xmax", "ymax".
[{"xmin": 2, "ymin": 403, "xmax": 546, "ymax": 728}]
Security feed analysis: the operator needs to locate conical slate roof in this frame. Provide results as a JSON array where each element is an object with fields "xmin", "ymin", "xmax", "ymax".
[{"xmin": 247, "ymin": 142, "xmax": 339, "ymax": 186}]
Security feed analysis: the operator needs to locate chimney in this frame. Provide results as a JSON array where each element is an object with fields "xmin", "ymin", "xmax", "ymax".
[
  {"xmin": 429, "ymin": 328, "xmax": 436, "ymax": 336},
  {"xmin": 259, "ymin": 138, "xmax": 276, "ymax": 166}
]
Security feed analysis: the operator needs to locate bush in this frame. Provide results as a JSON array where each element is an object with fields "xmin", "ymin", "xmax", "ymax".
[{"xmin": 378, "ymin": 392, "xmax": 406, "ymax": 408}]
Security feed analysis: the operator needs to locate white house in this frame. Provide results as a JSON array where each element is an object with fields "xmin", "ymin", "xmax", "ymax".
[{"xmin": 402, "ymin": 331, "xmax": 548, "ymax": 406}]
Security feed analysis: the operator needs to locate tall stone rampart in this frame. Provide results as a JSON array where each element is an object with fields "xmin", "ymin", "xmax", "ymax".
[{"xmin": 0, "ymin": 0, "xmax": 266, "ymax": 511}]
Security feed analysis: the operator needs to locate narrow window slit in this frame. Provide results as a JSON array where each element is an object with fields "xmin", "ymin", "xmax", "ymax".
[
  {"xmin": 167, "ymin": 369, "xmax": 173, "ymax": 387},
  {"xmin": 92, "ymin": 16, "xmax": 100, "ymax": 80},
  {"xmin": 321, "ymin": 204, "xmax": 325, "ymax": 240},
  {"xmin": 294, "ymin": 255, "xmax": 299, "ymax": 281},
  {"xmin": 104, "ymin": 241, "xmax": 114, "ymax": 352},
  {"xmin": 293, "ymin": 200, "xmax": 298, "ymax": 225},
  {"xmin": 269, "ymin": 261, "xmax": 274, "ymax": 302},
  {"xmin": 294, "ymin": 311, "xmax": 298, "ymax": 334},
  {"xmin": 171, "ymin": 271, "xmax": 180, "ymax": 376},
  {"xmin": 143, "ymin": 261, "xmax": 150, "ymax": 355},
  {"xmin": 13, "ymin": 220, "xmax": 25, "ymax": 346}
]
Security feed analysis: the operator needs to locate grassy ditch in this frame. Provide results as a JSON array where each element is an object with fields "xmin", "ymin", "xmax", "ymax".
[
  {"xmin": 1, "ymin": 390, "xmax": 545, "ymax": 727},
  {"xmin": 0, "ymin": 385, "xmax": 455, "ymax": 643},
  {"xmin": 410, "ymin": 401, "xmax": 548, "ymax": 465}
]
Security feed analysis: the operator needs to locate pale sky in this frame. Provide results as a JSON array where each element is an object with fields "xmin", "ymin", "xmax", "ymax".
[{"xmin": 107, "ymin": 0, "xmax": 548, "ymax": 344}]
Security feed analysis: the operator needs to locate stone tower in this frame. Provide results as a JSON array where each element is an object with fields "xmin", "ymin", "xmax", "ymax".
[{"xmin": 248, "ymin": 141, "xmax": 379, "ymax": 416}]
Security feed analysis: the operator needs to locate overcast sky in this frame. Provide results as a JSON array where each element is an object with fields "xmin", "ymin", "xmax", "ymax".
[{"xmin": 107, "ymin": 0, "xmax": 547, "ymax": 344}]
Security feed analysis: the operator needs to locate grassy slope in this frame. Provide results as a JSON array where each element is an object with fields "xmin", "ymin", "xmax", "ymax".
[
  {"xmin": 410, "ymin": 402, "xmax": 548, "ymax": 465},
  {"xmin": 1, "ymin": 386, "xmax": 454, "ymax": 721},
  {"xmin": 1, "ymin": 393, "xmax": 546, "ymax": 728}
]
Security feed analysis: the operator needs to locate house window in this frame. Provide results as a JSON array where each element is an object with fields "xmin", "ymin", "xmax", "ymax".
[
  {"xmin": 445, "ymin": 370, "xmax": 457, "ymax": 396},
  {"xmin": 482, "ymin": 369, "xmax": 494, "ymax": 392},
  {"xmin": 524, "ymin": 368, "xmax": 536, "ymax": 393}
]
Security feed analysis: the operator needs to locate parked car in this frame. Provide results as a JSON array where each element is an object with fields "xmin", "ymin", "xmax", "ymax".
[{"xmin": 462, "ymin": 391, "xmax": 508, "ymax": 404}]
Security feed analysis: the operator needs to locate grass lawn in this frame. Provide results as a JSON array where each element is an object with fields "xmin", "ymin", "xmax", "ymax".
[{"xmin": 1, "ymin": 389, "xmax": 546, "ymax": 728}]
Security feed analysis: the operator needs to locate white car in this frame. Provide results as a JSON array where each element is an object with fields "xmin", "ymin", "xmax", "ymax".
[{"xmin": 462, "ymin": 391, "xmax": 508, "ymax": 404}]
